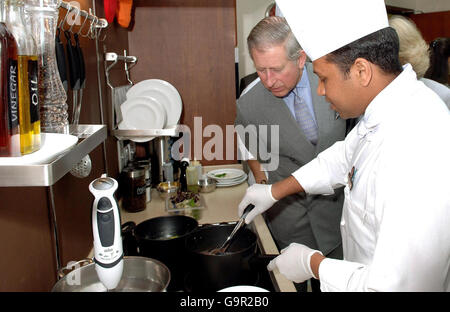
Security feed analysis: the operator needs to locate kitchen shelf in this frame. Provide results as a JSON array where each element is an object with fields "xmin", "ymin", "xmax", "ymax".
[
  {"xmin": 112, "ymin": 125, "xmax": 180, "ymax": 141},
  {"xmin": 0, "ymin": 124, "xmax": 107, "ymax": 187}
]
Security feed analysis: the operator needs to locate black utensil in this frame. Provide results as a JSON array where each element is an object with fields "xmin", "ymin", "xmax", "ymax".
[
  {"xmin": 73, "ymin": 33, "xmax": 85, "ymax": 124},
  {"xmin": 209, "ymin": 204, "xmax": 255, "ymax": 255},
  {"xmin": 64, "ymin": 30, "xmax": 80, "ymax": 124},
  {"xmin": 74, "ymin": 33, "xmax": 85, "ymax": 88},
  {"xmin": 64, "ymin": 30, "xmax": 80, "ymax": 91},
  {"xmin": 55, "ymin": 28, "xmax": 68, "ymax": 93}
]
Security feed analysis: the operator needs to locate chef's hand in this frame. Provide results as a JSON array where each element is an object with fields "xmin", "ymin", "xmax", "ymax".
[
  {"xmin": 267, "ymin": 243, "xmax": 322, "ymax": 283},
  {"xmin": 238, "ymin": 184, "xmax": 278, "ymax": 224}
]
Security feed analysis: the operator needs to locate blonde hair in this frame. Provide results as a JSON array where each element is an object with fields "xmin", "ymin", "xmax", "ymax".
[{"xmin": 389, "ymin": 15, "xmax": 430, "ymax": 77}]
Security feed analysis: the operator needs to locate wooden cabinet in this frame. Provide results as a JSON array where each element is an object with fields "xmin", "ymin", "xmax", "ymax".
[
  {"xmin": 409, "ymin": 11, "xmax": 450, "ymax": 42},
  {"xmin": 129, "ymin": 0, "xmax": 238, "ymax": 166}
]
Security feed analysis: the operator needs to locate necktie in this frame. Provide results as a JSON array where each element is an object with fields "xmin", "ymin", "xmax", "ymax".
[{"xmin": 293, "ymin": 90, "xmax": 318, "ymax": 145}]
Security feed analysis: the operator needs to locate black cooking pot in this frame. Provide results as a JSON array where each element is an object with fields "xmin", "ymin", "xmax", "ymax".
[
  {"xmin": 185, "ymin": 223, "xmax": 275, "ymax": 291},
  {"xmin": 133, "ymin": 215, "xmax": 198, "ymax": 291}
]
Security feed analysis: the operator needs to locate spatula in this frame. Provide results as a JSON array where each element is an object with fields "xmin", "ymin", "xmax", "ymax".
[{"xmin": 209, "ymin": 204, "xmax": 255, "ymax": 255}]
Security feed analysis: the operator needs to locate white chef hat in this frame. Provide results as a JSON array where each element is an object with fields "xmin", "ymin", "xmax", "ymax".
[
  {"xmin": 275, "ymin": 4, "xmax": 283, "ymax": 17},
  {"xmin": 276, "ymin": 0, "xmax": 389, "ymax": 61}
]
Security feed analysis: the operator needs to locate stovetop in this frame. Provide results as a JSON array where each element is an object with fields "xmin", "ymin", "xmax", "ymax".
[{"xmin": 123, "ymin": 221, "xmax": 277, "ymax": 292}]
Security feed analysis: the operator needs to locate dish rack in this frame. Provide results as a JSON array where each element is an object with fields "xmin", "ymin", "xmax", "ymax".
[{"xmin": 104, "ymin": 51, "xmax": 181, "ymax": 141}]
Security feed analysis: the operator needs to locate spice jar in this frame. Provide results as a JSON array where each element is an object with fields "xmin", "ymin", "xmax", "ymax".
[
  {"xmin": 121, "ymin": 166, "xmax": 146, "ymax": 212},
  {"xmin": 186, "ymin": 164, "xmax": 199, "ymax": 193},
  {"xmin": 136, "ymin": 159, "xmax": 152, "ymax": 203}
]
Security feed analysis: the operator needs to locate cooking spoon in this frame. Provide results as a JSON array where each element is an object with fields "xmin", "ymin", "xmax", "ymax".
[{"xmin": 209, "ymin": 204, "xmax": 255, "ymax": 255}]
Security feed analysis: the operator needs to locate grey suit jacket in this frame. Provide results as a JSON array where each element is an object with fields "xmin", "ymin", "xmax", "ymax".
[{"xmin": 235, "ymin": 63, "xmax": 346, "ymax": 255}]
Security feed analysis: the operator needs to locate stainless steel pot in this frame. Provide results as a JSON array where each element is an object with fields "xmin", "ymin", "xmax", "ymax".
[{"xmin": 52, "ymin": 256, "xmax": 170, "ymax": 292}]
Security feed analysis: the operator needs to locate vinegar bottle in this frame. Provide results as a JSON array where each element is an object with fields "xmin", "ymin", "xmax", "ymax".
[
  {"xmin": 0, "ymin": 0, "xmax": 20, "ymax": 156},
  {"xmin": 4, "ymin": 0, "xmax": 40, "ymax": 155}
]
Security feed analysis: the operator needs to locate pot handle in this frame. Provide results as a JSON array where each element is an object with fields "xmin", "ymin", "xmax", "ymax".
[
  {"xmin": 57, "ymin": 258, "xmax": 94, "ymax": 280},
  {"xmin": 121, "ymin": 221, "xmax": 139, "ymax": 256},
  {"xmin": 121, "ymin": 221, "xmax": 136, "ymax": 234}
]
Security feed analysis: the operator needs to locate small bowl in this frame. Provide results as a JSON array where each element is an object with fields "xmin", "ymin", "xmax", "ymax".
[
  {"xmin": 198, "ymin": 177, "xmax": 217, "ymax": 193},
  {"xmin": 157, "ymin": 181, "xmax": 180, "ymax": 199}
]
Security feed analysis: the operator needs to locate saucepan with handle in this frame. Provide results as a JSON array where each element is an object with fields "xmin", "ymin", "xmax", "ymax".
[
  {"xmin": 52, "ymin": 256, "xmax": 170, "ymax": 292},
  {"xmin": 132, "ymin": 215, "xmax": 199, "ymax": 291},
  {"xmin": 184, "ymin": 221, "xmax": 277, "ymax": 291}
]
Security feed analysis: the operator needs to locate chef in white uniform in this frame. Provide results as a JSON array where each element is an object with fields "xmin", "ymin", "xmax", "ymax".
[{"xmin": 238, "ymin": 0, "xmax": 450, "ymax": 291}]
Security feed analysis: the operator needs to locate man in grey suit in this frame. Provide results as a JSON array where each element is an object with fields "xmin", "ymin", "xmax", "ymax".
[{"xmin": 235, "ymin": 17, "xmax": 350, "ymax": 292}]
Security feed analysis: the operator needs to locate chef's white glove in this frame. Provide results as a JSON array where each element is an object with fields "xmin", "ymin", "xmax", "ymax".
[
  {"xmin": 238, "ymin": 183, "xmax": 278, "ymax": 224},
  {"xmin": 267, "ymin": 243, "xmax": 322, "ymax": 283}
]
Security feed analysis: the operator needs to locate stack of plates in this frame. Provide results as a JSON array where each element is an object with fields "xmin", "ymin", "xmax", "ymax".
[
  {"xmin": 118, "ymin": 79, "xmax": 183, "ymax": 142},
  {"xmin": 207, "ymin": 168, "xmax": 248, "ymax": 187}
]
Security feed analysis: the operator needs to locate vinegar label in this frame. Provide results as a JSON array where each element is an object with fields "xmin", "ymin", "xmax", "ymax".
[
  {"xmin": 7, "ymin": 59, "xmax": 18, "ymax": 129},
  {"xmin": 28, "ymin": 59, "xmax": 39, "ymax": 124}
]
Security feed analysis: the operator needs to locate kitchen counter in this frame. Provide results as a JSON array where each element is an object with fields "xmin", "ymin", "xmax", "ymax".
[{"xmin": 119, "ymin": 164, "xmax": 296, "ymax": 292}]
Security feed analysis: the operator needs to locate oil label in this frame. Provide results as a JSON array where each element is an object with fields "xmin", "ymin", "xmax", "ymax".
[{"xmin": 28, "ymin": 59, "xmax": 39, "ymax": 124}]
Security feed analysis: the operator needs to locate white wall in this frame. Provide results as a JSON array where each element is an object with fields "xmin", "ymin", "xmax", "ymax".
[{"xmin": 236, "ymin": 0, "xmax": 274, "ymax": 82}]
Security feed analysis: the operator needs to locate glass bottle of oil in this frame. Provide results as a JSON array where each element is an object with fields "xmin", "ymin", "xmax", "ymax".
[
  {"xmin": 4, "ymin": 0, "xmax": 40, "ymax": 155},
  {"xmin": 0, "ymin": 0, "xmax": 20, "ymax": 156}
]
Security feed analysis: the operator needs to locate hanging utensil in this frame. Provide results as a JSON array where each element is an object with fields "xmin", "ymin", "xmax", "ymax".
[
  {"xmin": 209, "ymin": 204, "xmax": 254, "ymax": 255},
  {"xmin": 64, "ymin": 30, "xmax": 80, "ymax": 124},
  {"xmin": 65, "ymin": 31, "xmax": 92, "ymax": 178},
  {"xmin": 73, "ymin": 33, "xmax": 85, "ymax": 124},
  {"xmin": 55, "ymin": 28, "xmax": 68, "ymax": 93},
  {"xmin": 70, "ymin": 155, "xmax": 92, "ymax": 178},
  {"xmin": 107, "ymin": 50, "xmax": 136, "ymax": 128}
]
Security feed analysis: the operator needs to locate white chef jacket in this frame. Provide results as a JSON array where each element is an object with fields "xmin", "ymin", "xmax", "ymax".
[{"xmin": 292, "ymin": 64, "xmax": 450, "ymax": 291}]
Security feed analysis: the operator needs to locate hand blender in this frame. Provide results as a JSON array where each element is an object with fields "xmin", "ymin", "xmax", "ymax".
[{"xmin": 89, "ymin": 174, "xmax": 123, "ymax": 290}]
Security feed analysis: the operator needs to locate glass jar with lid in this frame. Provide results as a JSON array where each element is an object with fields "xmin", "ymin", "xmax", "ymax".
[
  {"xmin": 135, "ymin": 159, "xmax": 152, "ymax": 203},
  {"xmin": 121, "ymin": 166, "xmax": 146, "ymax": 213}
]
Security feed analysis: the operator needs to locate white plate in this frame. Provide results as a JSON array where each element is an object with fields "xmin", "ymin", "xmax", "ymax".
[
  {"xmin": 218, "ymin": 285, "xmax": 269, "ymax": 292},
  {"xmin": 131, "ymin": 89, "xmax": 179, "ymax": 127},
  {"xmin": 216, "ymin": 173, "xmax": 248, "ymax": 187},
  {"xmin": 121, "ymin": 96, "xmax": 167, "ymax": 130},
  {"xmin": 117, "ymin": 120, "xmax": 157, "ymax": 143},
  {"xmin": 207, "ymin": 168, "xmax": 246, "ymax": 181},
  {"xmin": 0, "ymin": 133, "xmax": 78, "ymax": 165},
  {"xmin": 127, "ymin": 79, "xmax": 182, "ymax": 127}
]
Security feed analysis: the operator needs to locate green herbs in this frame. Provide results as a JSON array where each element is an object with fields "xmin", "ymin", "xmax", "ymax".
[
  {"xmin": 187, "ymin": 198, "xmax": 197, "ymax": 207},
  {"xmin": 214, "ymin": 173, "xmax": 227, "ymax": 178}
]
